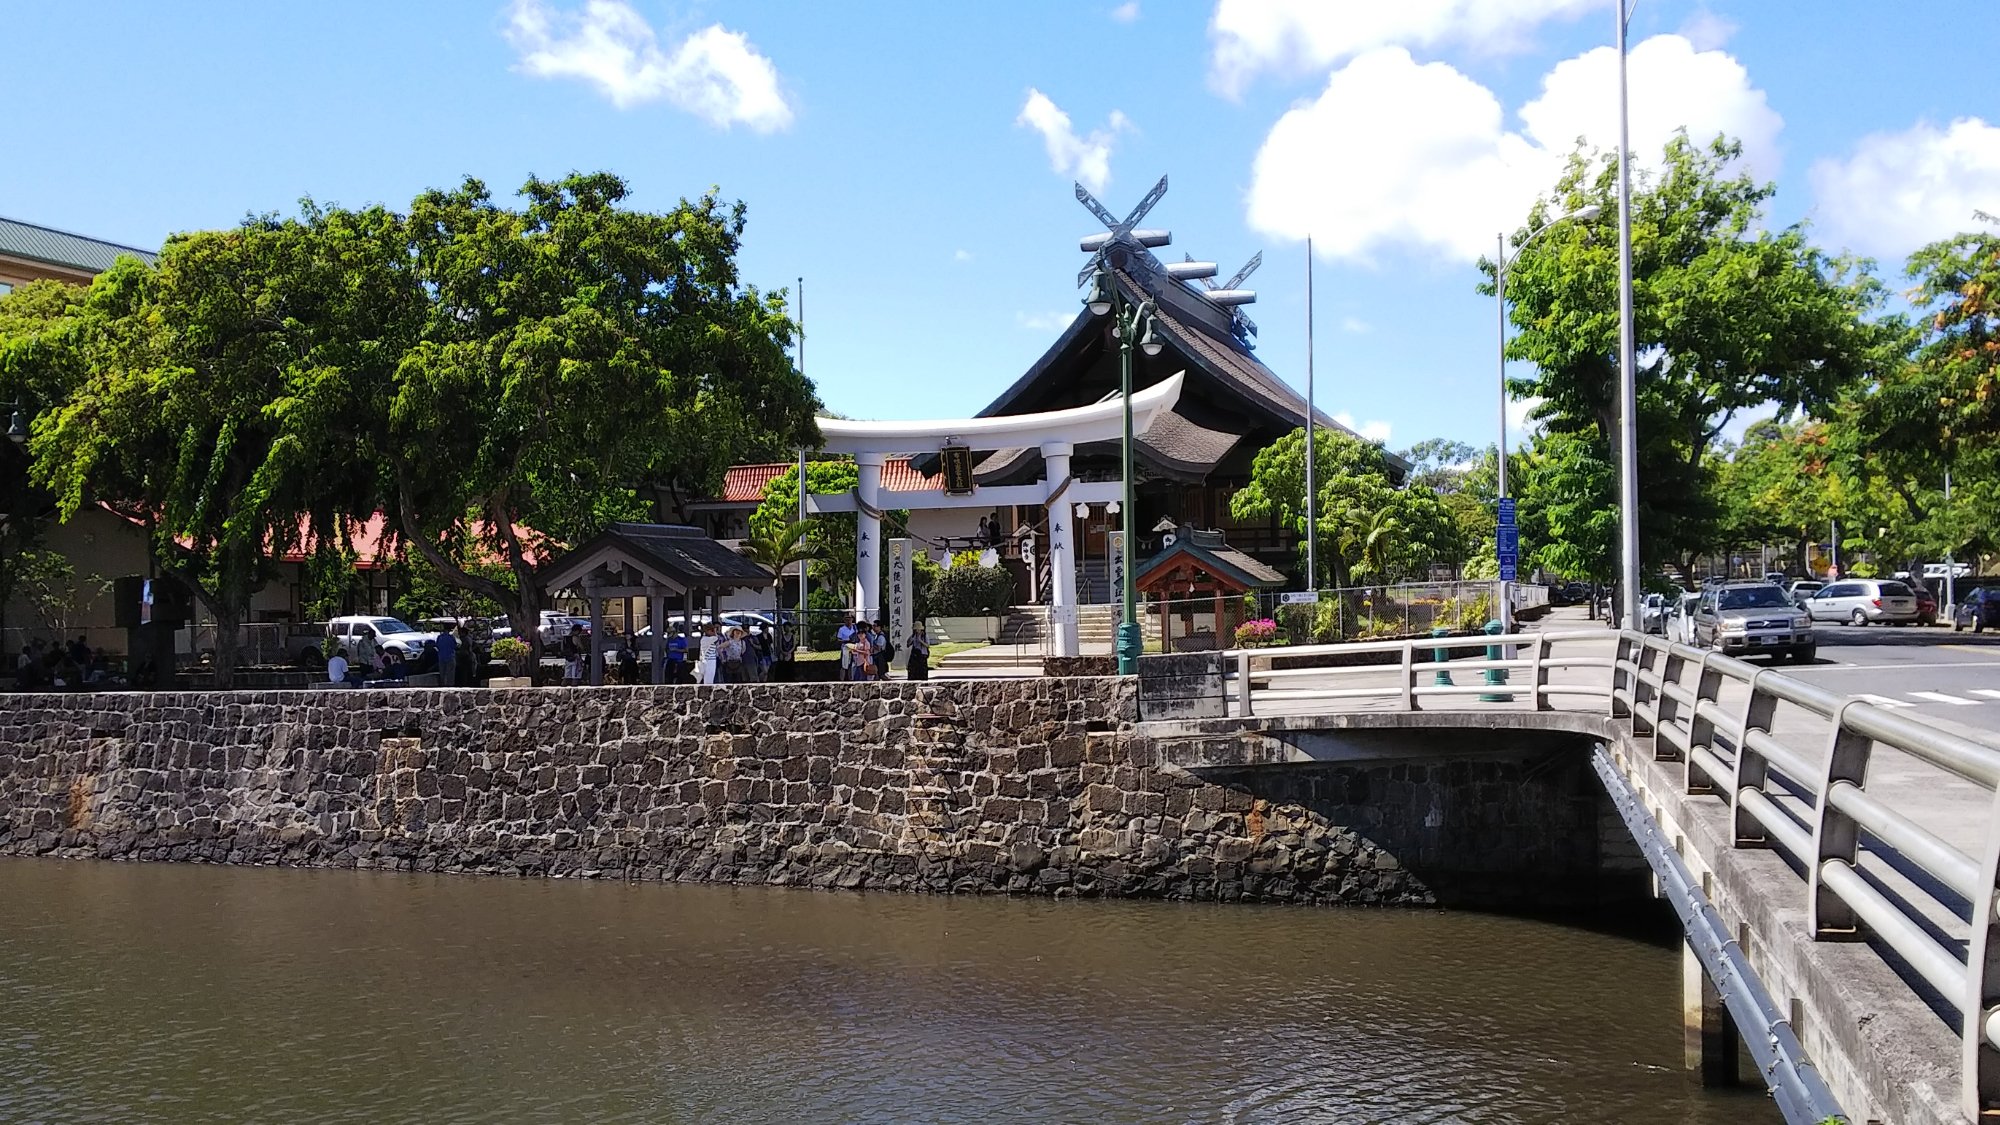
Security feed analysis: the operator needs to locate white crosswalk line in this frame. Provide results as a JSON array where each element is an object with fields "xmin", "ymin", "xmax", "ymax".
[
  {"xmin": 1908, "ymin": 690, "xmax": 1980, "ymax": 706},
  {"xmin": 1856, "ymin": 693, "xmax": 1914, "ymax": 709},
  {"xmin": 1972, "ymin": 688, "xmax": 2000, "ymax": 700}
]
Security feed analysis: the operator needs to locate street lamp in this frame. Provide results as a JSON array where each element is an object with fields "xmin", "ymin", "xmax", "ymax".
[
  {"xmin": 1615, "ymin": 0, "xmax": 1642, "ymax": 625},
  {"xmin": 1084, "ymin": 269, "xmax": 1162, "ymax": 674},
  {"xmin": 1494, "ymin": 205, "xmax": 1600, "ymax": 632}
]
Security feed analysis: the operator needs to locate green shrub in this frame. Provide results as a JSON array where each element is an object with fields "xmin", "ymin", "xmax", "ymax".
[{"xmin": 929, "ymin": 560, "xmax": 1015, "ymax": 617}]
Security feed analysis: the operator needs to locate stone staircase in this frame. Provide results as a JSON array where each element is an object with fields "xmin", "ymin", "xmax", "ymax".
[{"xmin": 989, "ymin": 603, "xmax": 1118, "ymax": 649}]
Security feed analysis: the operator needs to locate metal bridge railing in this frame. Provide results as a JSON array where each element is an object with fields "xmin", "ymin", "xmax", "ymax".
[
  {"xmin": 1613, "ymin": 631, "xmax": 2000, "ymax": 1122},
  {"xmin": 1224, "ymin": 628, "xmax": 1616, "ymax": 717},
  {"xmin": 1223, "ymin": 627, "xmax": 2000, "ymax": 1119}
]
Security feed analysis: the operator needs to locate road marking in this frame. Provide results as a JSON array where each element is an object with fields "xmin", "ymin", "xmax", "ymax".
[
  {"xmin": 1909, "ymin": 691, "xmax": 1981, "ymax": 706},
  {"xmin": 1856, "ymin": 693, "xmax": 1914, "ymax": 709},
  {"xmin": 1972, "ymin": 689, "xmax": 2000, "ymax": 701},
  {"xmin": 1942, "ymin": 645, "xmax": 2000, "ymax": 656}
]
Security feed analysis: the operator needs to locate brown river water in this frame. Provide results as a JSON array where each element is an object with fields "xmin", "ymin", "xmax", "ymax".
[{"xmin": 0, "ymin": 859, "xmax": 1776, "ymax": 1123}]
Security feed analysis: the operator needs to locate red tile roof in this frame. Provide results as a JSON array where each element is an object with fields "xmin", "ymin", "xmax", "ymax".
[{"xmin": 718, "ymin": 458, "xmax": 941, "ymax": 505}]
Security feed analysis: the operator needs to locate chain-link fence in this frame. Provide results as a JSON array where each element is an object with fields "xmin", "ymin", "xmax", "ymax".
[{"xmin": 1237, "ymin": 582, "xmax": 1502, "ymax": 648}]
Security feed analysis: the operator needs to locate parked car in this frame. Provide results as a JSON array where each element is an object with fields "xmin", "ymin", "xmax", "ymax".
[
  {"xmin": 325, "ymin": 616, "xmax": 436, "ymax": 659},
  {"xmin": 1785, "ymin": 579, "xmax": 1824, "ymax": 607},
  {"xmin": 1692, "ymin": 581, "xmax": 1815, "ymax": 662},
  {"xmin": 1953, "ymin": 588, "xmax": 2000, "ymax": 633},
  {"xmin": 1668, "ymin": 591, "xmax": 1703, "ymax": 645},
  {"xmin": 1803, "ymin": 579, "xmax": 1922, "ymax": 626},
  {"xmin": 1638, "ymin": 593, "xmax": 1668, "ymax": 635},
  {"xmin": 1913, "ymin": 587, "xmax": 1939, "ymax": 626},
  {"xmin": 538, "ymin": 611, "xmax": 590, "ymax": 646}
]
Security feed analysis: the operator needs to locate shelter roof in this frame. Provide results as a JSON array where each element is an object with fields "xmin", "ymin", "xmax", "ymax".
[
  {"xmin": 0, "ymin": 216, "xmax": 157, "ymax": 275},
  {"xmin": 1135, "ymin": 526, "xmax": 1289, "ymax": 593},
  {"xmin": 539, "ymin": 522, "xmax": 772, "ymax": 596}
]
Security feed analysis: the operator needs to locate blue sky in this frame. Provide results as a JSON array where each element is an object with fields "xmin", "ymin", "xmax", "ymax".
[{"xmin": 6, "ymin": 1, "xmax": 1998, "ymax": 452}]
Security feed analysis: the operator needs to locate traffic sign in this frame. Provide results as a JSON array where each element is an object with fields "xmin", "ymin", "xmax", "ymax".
[
  {"xmin": 1497, "ymin": 498, "xmax": 1516, "ymax": 523},
  {"xmin": 1496, "ymin": 526, "xmax": 1519, "ymax": 554},
  {"xmin": 1499, "ymin": 558, "xmax": 1518, "ymax": 582}
]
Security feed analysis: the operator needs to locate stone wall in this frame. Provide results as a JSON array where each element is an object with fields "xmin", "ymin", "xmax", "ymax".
[{"xmin": 0, "ymin": 681, "xmax": 1629, "ymax": 909}]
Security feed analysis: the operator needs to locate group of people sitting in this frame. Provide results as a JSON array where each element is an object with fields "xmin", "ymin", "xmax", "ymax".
[
  {"xmin": 836, "ymin": 616, "xmax": 932, "ymax": 681},
  {"xmin": 13, "ymin": 636, "xmax": 119, "ymax": 691}
]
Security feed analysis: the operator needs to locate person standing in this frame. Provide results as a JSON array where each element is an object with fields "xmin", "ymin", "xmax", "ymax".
[
  {"xmin": 352, "ymin": 629, "xmax": 378, "ymax": 677},
  {"xmin": 667, "ymin": 630, "xmax": 689, "ymax": 683},
  {"xmin": 697, "ymin": 623, "xmax": 721, "ymax": 685},
  {"xmin": 905, "ymin": 622, "xmax": 932, "ymax": 681},
  {"xmin": 869, "ymin": 621, "xmax": 892, "ymax": 681},
  {"xmin": 434, "ymin": 622, "xmax": 459, "ymax": 687},
  {"xmin": 847, "ymin": 627, "xmax": 873, "ymax": 682},
  {"xmin": 561, "ymin": 626, "xmax": 585, "ymax": 686}
]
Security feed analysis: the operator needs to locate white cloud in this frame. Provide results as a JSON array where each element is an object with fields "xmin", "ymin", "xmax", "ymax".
[
  {"xmin": 503, "ymin": 0, "xmax": 792, "ymax": 131},
  {"xmin": 1810, "ymin": 117, "xmax": 2000, "ymax": 259},
  {"xmin": 1016, "ymin": 89, "xmax": 1131, "ymax": 193},
  {"xmin": 1677, "ymin": 7, "xmax": 1737, "ymax": 51},
  {"xmin": 953, "ymin": 248, "xmax": 974, "ymax": 263},
  {"xmin": 1208, "ymin": 0, "xmax": 1596, "ymax": 97},
  {"xmin": 1247, "ymin": 36, "xmax": 1781, "ymax": 264},
  {"xmin": 1017, "ymin": 310, "xmax": 1076, "ymax": 332},
  {"xmin": 1111, "ymin": 1, "xmax": 1140, "ymax": 23},
  {"xmin": 1506, "ymin": 394, "xmax": 1545, "ymax": 439},
  {"xmin": 1334, "ymin": 411, "xmax": 1393, "ymax": 444},
  {"xmin": 1339, "ymin": 316, "xmax": 1370, "ymax": 334}
]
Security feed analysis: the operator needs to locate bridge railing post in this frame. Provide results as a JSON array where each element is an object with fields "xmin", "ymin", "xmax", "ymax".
[
  {"xmin": 1678, "ymin": 653, "xmax": 1722, "ymax": 766},
  {"xmin": 1631, "ymin": 639, "xmax": 1659, "ymax": 743},
  {"xmin": 1808, "ymin": 700, "xmax": 1873, "ymax": 938},
  {"xmin": 1730, "ymin": 669, "xmax": 1778, "ymax": 847},
  {"xmin": 1235, "ymin": 650, "xmax": 1253, "ymax": 717},
  {"xmin": 1400, "ymin": 641, "xmax": 1416, "ymax": 712},
  {"xmin": 1657, "ymin": 647, "xmax": 1688, "ymax": 744},
  {"xmin": 1529, "ymin": 634, "xmax": 1551, "ymax": 712},
  {"xmin": 1610, "ymin": 634, "xmax": 1633, "ymax": 720},
  {"xmin": 1962, "ymin": 786, "xmax": 2000, "ymax": 1119}
]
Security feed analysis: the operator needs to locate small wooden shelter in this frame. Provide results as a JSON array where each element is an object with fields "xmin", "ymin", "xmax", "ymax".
[
  {"xmin": 1133, "ymin": 525, "xmax": 1287, "ymax": 651},
  {"xmin": 537, "ymin": 523, "xmax": 773, "ymax": 685}
]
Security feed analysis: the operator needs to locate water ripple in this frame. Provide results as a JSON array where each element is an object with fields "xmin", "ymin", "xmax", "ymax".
[{"xmin": 0, "ymin": 859, "xmax": 1774, "ymax": 1123}]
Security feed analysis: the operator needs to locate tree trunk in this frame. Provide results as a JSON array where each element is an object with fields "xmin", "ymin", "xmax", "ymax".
[{"xmin": 210, "ymin": 603, "xmax": 242, "ymax": 690}]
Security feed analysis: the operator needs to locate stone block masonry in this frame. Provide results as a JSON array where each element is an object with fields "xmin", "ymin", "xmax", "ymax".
[{"xmin": 0, "ymin": 680, "xmax": 1625, "ymax": 909}]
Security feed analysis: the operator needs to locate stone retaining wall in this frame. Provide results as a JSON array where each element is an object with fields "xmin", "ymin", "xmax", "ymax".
[{"xmin": 0, "ymin": 680, "xmax": 1625, "ymax": 908}]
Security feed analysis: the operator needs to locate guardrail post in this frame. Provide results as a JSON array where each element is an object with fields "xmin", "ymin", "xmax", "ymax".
[
  {"xmin": 1730, "ymin": 669, "xmax": 1778, "ymax": 847},
  {"xmin": 1529, "ymin": 635, "xmax": 1551, "ymax": 712},
  {"xmin": 1962, "ymin": 786, "xmax": 2000, "ymax": 1119},
  {"xmin": 1400, "ymin": 642, "xmax": 1416, "ymax": 712},
  {"xmin": 1235, "ymin": 650, "xmax": 1253, "ymax": 718},
  {"xmin": 1808, "ymin": 700, "xmax": 1873, "ymax": 938}
]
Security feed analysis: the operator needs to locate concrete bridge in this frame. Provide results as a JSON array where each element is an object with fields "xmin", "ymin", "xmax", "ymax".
[{"xmin": 1139, "ymin": 627, "xmax": 2000, "ymax": 1125}]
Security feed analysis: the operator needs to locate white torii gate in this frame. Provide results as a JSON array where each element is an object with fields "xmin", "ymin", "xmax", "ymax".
[{"xmin": 806, "ymin": 372, "xmax": 1185, "ymax": 657}]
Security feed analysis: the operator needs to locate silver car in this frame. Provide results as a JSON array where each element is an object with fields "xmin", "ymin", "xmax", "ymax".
[
  {"xmin": 1692, "ymin": 582, "xmax": 1816, "ymax": 662},
  {"xmin": 1803, "ymin": 579, "xmax": 1921, "ymax": 626}
]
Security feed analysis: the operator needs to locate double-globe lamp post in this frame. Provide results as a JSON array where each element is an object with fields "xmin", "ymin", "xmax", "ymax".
[
  {"xmin": 1085, "ymin": 270, "xmax": 1162, "ymax": 674},
  {"xmin": 1493, "ymin": 205, "xmax": 1599, "ymax": 633}
]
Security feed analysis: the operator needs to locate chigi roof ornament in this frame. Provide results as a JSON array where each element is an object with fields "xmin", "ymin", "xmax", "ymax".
[{"xmin": 1072, "ymin": 174, "xmax": 1261, "ymax": 343}]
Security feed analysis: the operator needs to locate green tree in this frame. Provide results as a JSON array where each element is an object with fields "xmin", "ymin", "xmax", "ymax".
[
  {"xmin": 6, "ymin": 219, "xmax": 377, "ymax": 685},
  {"xmin": 750, "ymin": 460, "xmax": 859, "ymax": 588},
  {"xmin": 738, "ymin": 520, "xmax": 821, "ymax": 624},
  {"xmin": 383, "ymin": 172, "xmax": 818, "ymax": 658},
  {"xmin": 1514, "ymin": 429, "xmax": 1618, "ymax": 592},
  {"xmin": 1232, "ymin": 427, "xmax": 1453, "ymax": 588},
  {"xmin": 1487, "ymin": 134, "xmax": 1886, "ymax": 581}
]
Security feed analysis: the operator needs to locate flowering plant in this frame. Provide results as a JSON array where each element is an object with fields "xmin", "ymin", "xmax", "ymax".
[{"xmin": 1234, "ymin": 618, "xmax": 1281, "ymax": 648}]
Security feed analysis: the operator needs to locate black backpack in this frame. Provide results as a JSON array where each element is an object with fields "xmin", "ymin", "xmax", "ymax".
[{"xmin": 878, "ymin": 634, "xmax": 895, "ymax": 663}]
